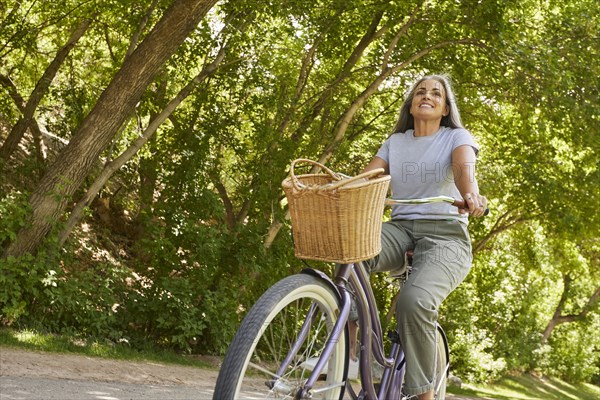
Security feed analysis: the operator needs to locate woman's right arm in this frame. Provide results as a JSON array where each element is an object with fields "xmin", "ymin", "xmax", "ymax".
[{"xmin": 361, "ymin": 156, "xmax": 389, "ymax": 175}]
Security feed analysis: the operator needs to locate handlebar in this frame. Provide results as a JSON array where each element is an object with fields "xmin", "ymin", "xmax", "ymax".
[{"xmin": 385, "ymin": 196, "xmax": 490, "ymax": 216}]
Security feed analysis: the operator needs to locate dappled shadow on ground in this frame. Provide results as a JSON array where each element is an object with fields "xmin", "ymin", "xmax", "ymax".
[{"xmin": 448, "ymin": 373, "xmax": 600, "ymax": 400}]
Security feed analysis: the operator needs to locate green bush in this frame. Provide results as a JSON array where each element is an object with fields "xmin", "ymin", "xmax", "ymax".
[
  {"xmin": 448, "ymin": 326, "xmax": 508, "ymax": 383},
  {"xmin": 0, "ymin": 191, "xmax": 31, "ymax": 249},
  {"xmin": 0, "ymin": 191, "xmax": 36, "ymax": 321},
  {"xmin": 0, "ymin": 253, "xmax": 47, "ymax": 322},
  {"xmin": 536, "ymin": 322, "xmax": 600, "ymax": 382},
  {"xmin": 122, "ymin": 218, "xmax": 273, "ymax": 353},
  {"xmin": 35, "ymin": 262, "xmax": 131, "ymax": 341}
]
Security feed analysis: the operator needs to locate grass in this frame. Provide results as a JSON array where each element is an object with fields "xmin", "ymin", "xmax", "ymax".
[
  {"xmin": 2, "ymin": 328, "xmax": 599, "ymax": 399},
  {"xmin": 447, "ymin": 374, "xmax": 600, "ymax": 400},
  {"xmin": 0, "ymin": 327, "xmax": 214, "ymax": 369}
]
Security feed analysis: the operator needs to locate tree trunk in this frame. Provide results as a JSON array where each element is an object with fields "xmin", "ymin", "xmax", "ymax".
[
  {"xmin": 542, "ymin": 274, "xmax": 600, "ymax": 342},
  {"xmin": 57, "ymin": 46, "xmax": 226, "ymax": 246},
  {"xmin": 0, "ymin": 74, "xmax": 48, "ymax": 169},
  {"xmin": 3, "ymin": 0, "xmax": 219, "ymax": 258}
]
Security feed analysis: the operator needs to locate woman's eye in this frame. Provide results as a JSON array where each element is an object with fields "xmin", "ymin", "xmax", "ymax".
[{"xmin": 416, "ymin": 90, "xmax": 442, "ymax": 97}]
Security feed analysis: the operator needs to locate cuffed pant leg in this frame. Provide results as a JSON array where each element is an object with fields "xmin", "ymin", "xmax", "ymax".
[
  {"xmin": 397, "ymin": 220, "xmax": 472, "ymax": 396},
  {"xmin": 396, "ymin": 284, "xmax": 439, "ymax": 395}
]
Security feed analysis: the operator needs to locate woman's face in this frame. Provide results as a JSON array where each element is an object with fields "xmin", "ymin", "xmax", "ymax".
[{"xmin": 409, "ymin": 79, "xmax": 449, "ymax": 122}]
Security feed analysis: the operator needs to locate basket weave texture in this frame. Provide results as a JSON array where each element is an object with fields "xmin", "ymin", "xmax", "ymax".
[{"xmin": 282, "ymin": 159, "xmax": 390, "ymax": 263}]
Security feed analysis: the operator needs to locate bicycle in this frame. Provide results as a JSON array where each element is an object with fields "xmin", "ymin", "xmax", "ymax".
[{"xmin": 213, "ymin": 195, "xmax": 475, "ymax": 400}]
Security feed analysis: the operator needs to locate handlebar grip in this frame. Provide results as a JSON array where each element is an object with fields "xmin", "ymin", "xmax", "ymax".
[{"xmin": 453, "ymin": 199, "xmax": 490, "ymax": 216}]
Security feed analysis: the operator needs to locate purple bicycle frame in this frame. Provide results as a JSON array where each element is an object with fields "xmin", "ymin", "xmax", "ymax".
[{"xmin": 295, "ymin": 262, "xmax": 409, "ymax": 400}]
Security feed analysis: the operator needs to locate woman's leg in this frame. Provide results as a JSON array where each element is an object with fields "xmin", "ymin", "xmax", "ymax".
[
  {"xmin": 345, "ymin": 221, "xmax": 412, "ymax": 373},
  {"xmin": 364, "ymin": 220, "xmax": 413, "ymax": 274},
  {"xmin": 396, "ymin": 220, "xmax": 471, "ymax": 397}
]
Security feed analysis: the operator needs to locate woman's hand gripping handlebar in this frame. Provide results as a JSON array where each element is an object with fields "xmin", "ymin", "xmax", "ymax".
[{"xmin": 385, "ymin": 196, "xmax": 490, "ymax": 217}]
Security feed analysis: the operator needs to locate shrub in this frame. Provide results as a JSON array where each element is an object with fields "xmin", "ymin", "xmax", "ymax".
[
  {"xmin": 449, "ymin": 326, "xmax": 507, "ymax": 383},
  {"xmin": 536, "ymin": 323, "xmax": 600, "ymax": 383},
  {"xmin": 0, "ymin": 191, "xmax": 31, "ymax": 249},
  {"xmin": 0, "ymin": 253, "xmax": 47, "ymax": 323}
]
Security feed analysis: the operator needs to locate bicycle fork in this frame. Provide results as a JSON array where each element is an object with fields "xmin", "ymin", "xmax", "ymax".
[
  {"xmin": 274, "ymin": 270, "xmax": 353, "ymax": 399},
  {"xmin": 305, "ymin": 286, "xmax": 352, "ymax": 393}
]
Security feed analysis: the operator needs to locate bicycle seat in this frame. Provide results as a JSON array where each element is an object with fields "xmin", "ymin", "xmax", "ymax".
[{"xmin": 389, "ymin": 250, "xmax": 413, "ymax": 279}]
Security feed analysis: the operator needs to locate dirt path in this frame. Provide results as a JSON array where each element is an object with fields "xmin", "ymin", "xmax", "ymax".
[
  {"xmin": 0, "ymin": 346, "xmax": 479, "ymax": 399},
  {"xmin": 0, "ymin": 347, "xmax": 219, "ymax": 387}
]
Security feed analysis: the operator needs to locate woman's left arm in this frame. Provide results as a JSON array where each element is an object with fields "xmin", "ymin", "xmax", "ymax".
[{"xmin": 452, "ymin": 145, "xmax": 487, "ymax": 217}]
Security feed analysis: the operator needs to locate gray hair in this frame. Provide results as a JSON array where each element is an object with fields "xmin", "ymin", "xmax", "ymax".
[{"xmin": 392, "ymin": 74, "xmax": 463, "ymax": 134}]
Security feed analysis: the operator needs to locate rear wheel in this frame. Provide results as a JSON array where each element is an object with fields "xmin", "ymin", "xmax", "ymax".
[
  {"xmin": 213, "ymin": 273, "xmax": 350, "ymax": 399},
  {"xmin": 433, "ymin": 326, "xmax": 449, "ymax": 399}
]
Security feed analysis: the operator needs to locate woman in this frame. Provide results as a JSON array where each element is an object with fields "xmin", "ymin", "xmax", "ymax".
[{"xmin": 360, "ymin": 74, "xmax": 487, "ymax": 400}]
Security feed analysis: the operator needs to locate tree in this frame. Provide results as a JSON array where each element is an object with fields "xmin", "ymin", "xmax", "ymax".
[
  {"xmin": 3, "ymin": 0, "xmax": 220, "ymax": 258},
  {"xmin": 56, "ymin": 43, "xmax": 227, "ymax": 247},
  {"xmin": 1, "ymin": 0, "xmax": 598, "ymax": 377},
  {"xmin": 542, "ymin": 274, "xmax": 600, "ymax": 342}
]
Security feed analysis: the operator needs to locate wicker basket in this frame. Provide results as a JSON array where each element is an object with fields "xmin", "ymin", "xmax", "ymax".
[{"xmin": 282, "ymin": 159, "xmax": 390, "ymax": 263}]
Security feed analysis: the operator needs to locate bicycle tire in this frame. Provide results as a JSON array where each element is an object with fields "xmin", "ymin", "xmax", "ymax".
[
  {"xmin": 213, "ymin": 273, "xmax": 350, "ymax": 400},
  {"xmin": 434, "ymin": 326, "xmax": 449, "ymax": 399}
]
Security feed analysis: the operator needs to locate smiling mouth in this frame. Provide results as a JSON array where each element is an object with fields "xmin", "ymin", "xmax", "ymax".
[{"xmin": 419, "ymin": 103, "xmax": 434, "ymax": 108}]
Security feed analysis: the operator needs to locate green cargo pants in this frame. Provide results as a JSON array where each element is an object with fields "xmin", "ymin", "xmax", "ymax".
[{"xmin": 363, "ymin": 219, "xmax": 472, "ymax": 396}]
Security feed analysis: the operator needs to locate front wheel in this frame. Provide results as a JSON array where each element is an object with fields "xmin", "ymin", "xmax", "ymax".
[{"xmin": 213, "ymin": 273, "xmax": 350, "ymax": 400}]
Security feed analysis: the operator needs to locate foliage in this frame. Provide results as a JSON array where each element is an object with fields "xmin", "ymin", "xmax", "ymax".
[
  {"xmin": 0, "ymin": 192, "xmax": 38, "ymax": 321},
  {"xmin": 0, "ymin": 253, "xmax": 45, "ymax": 322},
  {"xmin": 442, "ymin": 223, "xmax": 600, "ymax": 383},
  {"xmin": 33, "ymin": 260, "xmax": 131, "ymax": 341},
  {"xmin": 0, "ymin": 191, "xmax": 31, "ymax": 248},
  {"xmin": 538, "ymin": 321, "xmax": 600, "ymax": 383}
]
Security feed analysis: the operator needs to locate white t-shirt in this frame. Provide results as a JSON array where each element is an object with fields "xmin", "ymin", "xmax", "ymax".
[{"xmin": 375, "ymin": 126, "xmax": 479, "ymax": 222}]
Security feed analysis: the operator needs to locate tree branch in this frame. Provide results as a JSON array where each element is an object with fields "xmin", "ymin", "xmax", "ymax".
[
  {"xmin": 290, "ymin": 9, "xmax": 387, "ymax": 143},
  {"xmin": 126, "ymin": 0, "xmax": 160, "ymax": 58},
  {"xmin": 472, "ymin": 210, "xmax": 530, "ymax": 254},
  {"xmin": 0, "ymin": 73, "xmax": 47, "ymax": 166},
  {"xmin": 542, "ymin": 274, "xmax": 600, "ymax": 342},
  {"xmin": 0, "ymin": 18, "xmax": 92, "ymax": 160},
  {"xmin": 381, "ymin": 1, "xmax": 423, "ymax": 72},
  {"xmin": 212, "ymin": 173, "xmax": 237, "ymax": 231}
]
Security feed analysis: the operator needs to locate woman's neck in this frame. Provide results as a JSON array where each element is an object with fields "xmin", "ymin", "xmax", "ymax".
[{"xmin": 413, "ymin": 120, "xmax": 442, "ymax": 137}]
